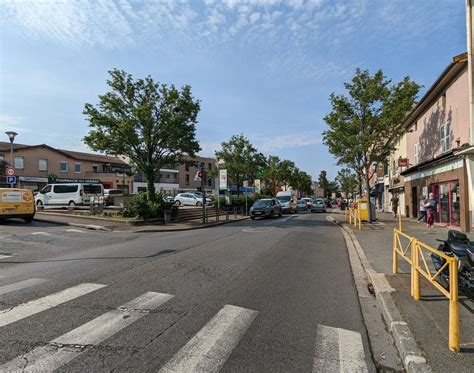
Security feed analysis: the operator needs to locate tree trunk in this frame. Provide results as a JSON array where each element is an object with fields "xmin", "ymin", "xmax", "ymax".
[
  {"xmin": 364, "ymin": 166, "xmax": 373, "ymax": 223},
  {"xmin": 144, "ymin": 167, "xmax": 157, "ymax": 202}
]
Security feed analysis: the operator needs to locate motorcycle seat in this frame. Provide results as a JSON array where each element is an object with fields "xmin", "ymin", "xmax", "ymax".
[{"xmin": 448, "ymin": 242, "xmax": 469, "ymax": 257}]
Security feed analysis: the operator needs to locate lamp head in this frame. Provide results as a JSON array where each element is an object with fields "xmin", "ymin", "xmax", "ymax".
[{"xmin": 5, "ymin": 131, "xmax": 18, "ymax": 143}]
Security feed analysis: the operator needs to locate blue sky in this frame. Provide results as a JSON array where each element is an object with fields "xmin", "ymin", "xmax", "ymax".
[{"xmin": 0, "ymin": 0, "xmax": 466, "ymax": 179}]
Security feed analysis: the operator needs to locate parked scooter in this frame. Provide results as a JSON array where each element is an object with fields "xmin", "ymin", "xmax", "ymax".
[{"xmin": 432, "ymin": 230, "xmax": 474, "ymax": 298}]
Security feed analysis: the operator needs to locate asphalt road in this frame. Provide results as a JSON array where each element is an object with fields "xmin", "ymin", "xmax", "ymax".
[{"xmin": 0, "ymin": 213, "xmax": 376, "ymax": 372}]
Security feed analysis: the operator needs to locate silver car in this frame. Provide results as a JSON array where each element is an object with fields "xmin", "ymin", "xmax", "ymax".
[
  {"xmin": 311, "ymin": 199, "xmax": 327, "ymax": 213},
  {"xmin": 250, "ymin": 198, "xmax": 282, "ymax": 219}
]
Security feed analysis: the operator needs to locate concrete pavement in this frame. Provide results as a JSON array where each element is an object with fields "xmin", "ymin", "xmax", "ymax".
[{"xmin": 0, "ymin": 213, "xmax": 383, "ymax": 371}]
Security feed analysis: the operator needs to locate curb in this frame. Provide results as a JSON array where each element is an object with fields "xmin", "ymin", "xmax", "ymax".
[
  {"xmin": 133, "ymin": 217, "xmax": 250, "ymax": 233},
  {"xmin": 33, "ymin": 218, "xmax": 111, "ymax": 231},
  {"xmin": 329, "ymin": 216, "xmax": 432, "ymax": 373}
]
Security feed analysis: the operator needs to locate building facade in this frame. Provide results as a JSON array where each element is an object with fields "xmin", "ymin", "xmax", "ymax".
[
  {"xmin": 401, "ymin": 53, "xmax": 471, "ymax": 231},
  {"xmin": 0, "ymin": 142, "xmax": 132, "ymax": 192},
  {"xmin": 385, "ymin": 134, "xmax": 409, "ymax": 216}
]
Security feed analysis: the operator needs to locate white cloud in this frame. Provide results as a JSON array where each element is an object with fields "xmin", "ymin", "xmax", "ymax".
[
  {"xmin": 256, "ymin": 132, "xmax": 322, "ymax": 152},
  {"xmin": 0, "ymin": 115, "xmax": 31, "ymax": 134}
]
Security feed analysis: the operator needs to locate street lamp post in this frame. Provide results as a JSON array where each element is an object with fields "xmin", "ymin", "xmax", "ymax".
[
  {"xmin": 5, "ymin": 131, "xmax": 18, "ymax": 188},
  {"xmin": 216, "ymin": 158, "xmax": 225, "ymax": 221}
]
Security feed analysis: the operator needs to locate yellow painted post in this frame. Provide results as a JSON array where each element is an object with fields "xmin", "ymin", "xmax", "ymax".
[
  {"xmin": 412, "ymin": 240, "xmax": 420, "ymax": 301},
  {"xmin": 393, "ymin": 230, "xmax": 398, "ymax": 274},
  {"xmin": 398, "ymin": 205, "xmax": 402, "ymax": 231},
  {"xmin": 448, "ymin": 258, "xmax": 460, "ymax": 352},
  {"xmin": 358, "ymin": 204, "xmax": 361, "ymax": 230}
]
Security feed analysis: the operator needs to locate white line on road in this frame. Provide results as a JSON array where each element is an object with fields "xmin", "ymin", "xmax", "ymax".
[
  {"xmin": 0, "ymin": 283, "xmax": 106, "ymax": 327},
  {"xmin": 0, "ymin": 255, "xmax": 12, "ymax": 260},
  {"xmin": 31, "ymin": 232, "xmax": 51, "ymax": 236},
  {"xmin": 159, "ymin": 304, "xmax": 258, "ymax": 373},
  {"xmin": 0, "ymin": 292, "xmax": 173, "ymax": 372},
  {"xmin": 313, "ymin": 325, "xmax": 368, "ymax": 373},
  {"xmin": 65, "ymin": 228, "xmax": 87, "ymax": 233},
  {"xmin": 0, "ymin": 278, "xmax": 49, "ymax": 296}
]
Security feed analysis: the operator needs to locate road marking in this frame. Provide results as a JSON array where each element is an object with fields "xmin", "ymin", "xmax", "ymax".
[
  {"xmin": 160, "ymin": 304, "xmax": 258, "ymax": 373},
  {"xmin": 0, "ymin": 283, "xmax": 106, "ymax": 327},
  {"xmin": 264, "ymin": 215, "xmax": 295, "ymax": 226},
  {"xmin": 30, "ymin": 231, "xmax": 49, "ymax": 235},
  {"xmin": 65, "ymin": 228, "xmax": 86, "ymax": 233},
  {"xmin": 0, "ymin": 278, "xmax": 49, "ymax": 296},
  {"xmin": 0, "ymin": 254, "xmax": 12, "ymax": 260},
  {"xmin": 242, "ymin": 227, "xmax": 275, "ymax": 233},
  {"xmin": 313, "ymin": 325, "xmax": 368, "ymax": 373},
  {"xmin": 0, "ymin": 292, "xmax": 173, "ymax": 372}
]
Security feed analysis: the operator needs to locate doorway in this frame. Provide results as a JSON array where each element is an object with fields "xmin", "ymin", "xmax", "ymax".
[
  {"xmin": 411, "ymin": 186, "xmax": 418, "ymax": 218},
  {"xmin": 430, "ymin": 180, "xmax": 460, "ymax": 227}
]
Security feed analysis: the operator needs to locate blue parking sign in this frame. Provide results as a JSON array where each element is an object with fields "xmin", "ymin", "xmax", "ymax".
[{"xmin": 7, "ymin": 176, "xmax": 16, "ymax": 184}]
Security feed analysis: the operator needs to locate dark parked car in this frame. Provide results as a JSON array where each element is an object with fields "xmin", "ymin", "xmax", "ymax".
[
  {"xmin": 296, "ymin": 199, "xmax": 308, "ymax": 212},
  {"xmin": 311, "ymin": 199, "xmax": 326, "ymax": 213},
  {"xmin": 250, "ymin": 198, "xmax": 282, "ymax": 219}
]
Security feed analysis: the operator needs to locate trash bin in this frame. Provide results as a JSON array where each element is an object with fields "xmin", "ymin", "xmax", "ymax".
[
  {"xmin": 164, "ymin": 210, "xmax": 172, "ymax": 225},
  {"xmin": 356, "ymin": 198, "xmax": 369, "ymax": 222}
]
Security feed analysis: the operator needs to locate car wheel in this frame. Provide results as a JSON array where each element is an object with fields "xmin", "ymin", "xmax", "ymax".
[
  {"xmin": 68, "ymin": 201, "xmax": 76, "ymax": 208},
  {"xmin": 251, "ymin": 216, "xmax": 255, "ymax": 220},
  {"xmin": 175, "ymin": 200, "xmax": 181, "ymax": 206},
  {"xmin": 24, "ymin": 216, "xmax": 33, "ymax": 223},
  {"xmin": 36, "ymin": 200, "xmax": 43, "ymax": 207},
  {"xmin": 278, "ymin": 210, "xmax": 282, "ymax": 217},
  {"xmin": 269, "ymin": 210, "xmax": 274, "ymax": 218},
  {"xmin": 196, "ymin": 201, "xmax": 202, "ymax": 206}
]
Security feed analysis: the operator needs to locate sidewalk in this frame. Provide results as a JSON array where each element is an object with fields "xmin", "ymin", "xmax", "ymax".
[{"xmin": 335, "ymin": 211, "xmax": 474, "ymax": 372}]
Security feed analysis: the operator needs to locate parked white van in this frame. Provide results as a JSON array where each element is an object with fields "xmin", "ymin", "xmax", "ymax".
[
  {"xmin": 275, "ymin": 190, "xmax": 298, "ymax": 214},
  {"xmin": 35, "ymin": 183, "xmax": 104, "ymax": 207}
]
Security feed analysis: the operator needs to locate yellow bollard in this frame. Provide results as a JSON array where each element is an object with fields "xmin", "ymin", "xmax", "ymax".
[
  {"xmin": 448, "ymin": 258, "xmax": 460, "ymax": 352},
  {"xmin": 393, "ymin": 230, "xmax": 398, "ymax": 274},
  {"xmin": 412, "ymin": 240, "xmax": 420, "ymax": 301}
]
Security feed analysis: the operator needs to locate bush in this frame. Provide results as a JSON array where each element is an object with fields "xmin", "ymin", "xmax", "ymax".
[
  {"xmin": 212, "ymin": 193, "xmax": 273, "ymax": 208},
  {"xmin": 123, "ymin": 192, "xmax": 177, "ymax": 220}
]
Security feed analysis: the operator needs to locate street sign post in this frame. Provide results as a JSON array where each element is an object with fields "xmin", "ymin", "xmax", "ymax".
[
  {"xmin": 243, "ymin": 181, "xmax": 248, "ymax": 215},
  {"xmin": 6, "ymin": 168, "xmax": 15, "ymax": 176},
  {"xmin": 7, "ymin": 176, "xmax": 16, "ymax": 185}
]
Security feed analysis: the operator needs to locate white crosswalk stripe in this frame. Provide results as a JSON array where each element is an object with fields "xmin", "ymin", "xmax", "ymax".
[
  {"xmin": 313, "ymin": 325, "xmax": 368, "ymax": 373},
  {"xmin": 159, "ymin": 304, "xmax": 258, "ymax": 373},
  {"xmin": 0, "ymin": 292, "xmax": 173, "ymax": 372},
  {"xmin": 0, "ymin": 278, "xmax": 49, "ymax": 296},
  {"xmin": 0, "ymin": 283, "xmax": 106, "ymax": 327}
]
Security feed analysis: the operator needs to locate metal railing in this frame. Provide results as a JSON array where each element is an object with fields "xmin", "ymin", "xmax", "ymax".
[
  {"xmin": 345, "ymin": 205, "xmax": 361, "ymax": 230},
  {"xmin": 393, "ymin": 229, "xmax": 459, "ymax": 352}
]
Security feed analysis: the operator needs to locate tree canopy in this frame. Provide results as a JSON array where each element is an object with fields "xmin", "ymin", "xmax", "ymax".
[
  {"xmin": 336, "ymin": 168, "xmax": 359, "ymax": 197},
  {"xmin": 323, "ymin": 68, "xmax": 419, "ymax": 220},
  {"xmin": 83, "ymin": 69, "xmax": 201, "ymax": 200}
]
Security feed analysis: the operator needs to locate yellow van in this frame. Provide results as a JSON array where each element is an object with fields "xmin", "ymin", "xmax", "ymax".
[{"xmin": 0, "ymin": 188, "xmax": 35, "ymax": 223}]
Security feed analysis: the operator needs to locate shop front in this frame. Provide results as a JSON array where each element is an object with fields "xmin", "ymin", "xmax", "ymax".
[{"xmin": 402, "ymin": 156, "xmax": 470, "ymax": 231}]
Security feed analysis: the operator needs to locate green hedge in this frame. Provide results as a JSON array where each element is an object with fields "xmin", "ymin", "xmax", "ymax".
[
  {"xmin": 213, "ymin": 194, "xmax": 272, "ymax": 208},
  {"xmin": 122, "ymin": 192, "xmax": 177, "ymax": 220}
]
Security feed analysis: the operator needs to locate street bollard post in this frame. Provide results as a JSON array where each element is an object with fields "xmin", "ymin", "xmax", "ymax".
[
  {"xmin": 411, "ymin": 240, "xmax": 420, "ymax": 301},
  {"xmin": 392, "ymin": 229, "xmax": 398, "ymax": 274},
  {"xmin": 448, "ymin": 258, "xmax": 460, "ymax": 352}
]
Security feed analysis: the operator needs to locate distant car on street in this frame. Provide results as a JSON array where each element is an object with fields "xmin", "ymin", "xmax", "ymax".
[
  {"xmin": 301, "ymin": 197, "xmax": 313, "ymax": 209},
  {"xmin": 174, "ymin": 193, "xmax": 205, "ymax": 206},
  {"xmin": 311, "ymin": 199, "xmax": 326, "ymax": 213},
  {"xmin": 103, "ymin": 189, "xmax": 123, "ymax": 206},
  {"xmin": 250, "ymin": 198, "xmax": 282, "ymax": 219},
  {"xmin": 296, "ymin": 199, "xmax": 308, "ymax": 212},
  {"xmin": 275, "ymin": 190, "xmax": 297, "ymax": 214}
]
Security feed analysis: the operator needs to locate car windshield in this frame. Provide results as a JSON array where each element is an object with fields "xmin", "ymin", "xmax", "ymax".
[
  {"xmin": 83, "ymin": 185, "xmax": 102, "ymax": 194},
  {"xmin": 108, "ymin": 190, "xmax": 122, "ymax": 195},
  {"xmin": 253, "ymin": 200, "xmax": 271, "ymax": 208},
  {"xmin": 315, "ymin": 200, "xmax": 324, "ymax": 204},
  {"xmin": 276, "ymin": 196, "xmax": 290, "ymax": 202}
]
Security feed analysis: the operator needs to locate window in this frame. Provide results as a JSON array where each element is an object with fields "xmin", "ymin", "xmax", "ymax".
[
  {"xmin": 185, "ymin": 162, "xmax": 190, "ymax": 171},
  {"xmin": 60, "ymin": 161, "xmax": 68, "ymax": 172},
  {"xmin": 208, "ymin": 163, "xmax": 212, "ymax": 170},
  {"xmin": 83, "ymin": 184, "xmax": 102, "ymax": 194},
  {"xmin": 14, "ymin": 156, "xmax": 24, "ymax": 169},
  {"xmin": 42, "ymin": 185, "xmax": 52, "ymax": 194},
  {"xmin": 53, "ymin": 184, "xmax": 78, "ymax": 193},
  {"xmin": 414, "ymin": 122, "xmax": 418, "ymax": 132},
  {"xmin": 92, "ymin": 164, "xmax": 98, "ymax": 173},
  {"xmin": 440, "ymin": 122, "xmax": 451, "ymax": 152},
  {"xmin": 75, "ymin": 163, "xmax": 82, "ymax": 173},
  {"xmin": 185, "ymin": 174, "xmax": 190, "ymax": 185},
  {"xmin": 38, "ymin": 159, "xmax": 47, "ymax": 171},
  {"xmin": 414, "ymin": 143, "xmax": 420, "ymax": 164}
]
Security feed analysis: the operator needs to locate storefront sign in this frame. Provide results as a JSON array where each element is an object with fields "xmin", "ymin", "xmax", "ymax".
[
  {"xmin": 398, "ymin": 158, "xmax": 409, "ymax": 168},
  {"xmin": 219, "ymin": 169, "xmax": 227, "ymax": 190},
  {"xmin": 404, "ymin": 159, "xmax": 463, "ymax": 182},
  {"xmin": 254, "ymin": 179, "xmax": 261, "ymax": 193},
  {"xmin": 54, "ymin": 178, "xmax": 101, "ymax": 184},
  {"xmin": 19, "ymin": 176, "xmax": 48, "ymax": 183}
]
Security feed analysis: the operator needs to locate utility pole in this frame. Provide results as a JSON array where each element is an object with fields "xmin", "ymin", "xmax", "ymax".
[{"xmin": 201, "ymin": 163, "xmax": 206, "ymax": 224}]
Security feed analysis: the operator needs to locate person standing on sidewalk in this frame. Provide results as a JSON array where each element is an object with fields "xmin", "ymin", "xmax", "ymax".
[
  {"xmin": 391, "ymin": 193, "xmax": 399, "ymax": 218},
  {"xmin": 424, "ymin": 192, "xmax": 437, "ymax": 228},
  {"xmin": 417, "ymin": 194, "xmax": 427, "ymax": 223}
]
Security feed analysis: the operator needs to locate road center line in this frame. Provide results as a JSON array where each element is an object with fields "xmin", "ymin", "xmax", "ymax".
[
  {"xmin": 0, "ymin": 278, "xmax": 49, "ymax": 296},
  {"xmin": 0, "ymin": 283, "xmax": 106, "ymax": 327},
  {"xmin": 159, "ymin": 304, "xmax": 258, "ymax": 373},
  {"xmin": 0, "ymin": 292, "xmax": 173, "ymax": 372},
  {"xmin": 0, "ymin": 255, "xmax": 12, "ymax": 260}
]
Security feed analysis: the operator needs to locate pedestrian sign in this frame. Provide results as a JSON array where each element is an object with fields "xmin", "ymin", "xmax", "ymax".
[
  {"xmin": 7, "ymin": 176, "xmax": 16, "ymax": 184},
  {"xmin": 6, "ymin": 168, "xmax": 15, "ymax": 176}
]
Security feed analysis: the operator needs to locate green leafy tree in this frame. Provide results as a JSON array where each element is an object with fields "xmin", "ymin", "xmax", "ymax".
[
  {"xmin": 290, "ymin": 168, "xmax": 312, "ymax": 198},
  {"xmin": 318, "ymin": 170, "xmax": 329, "ymax": 197},
  {"xmin": 83, "ymin": 69, "xmax": 201, "ymax": 201},
  {"xmin": 215, "ymin": 134, "xmax": 265, "ymax": 195},
  {"xmin": 261, "ymin": 156, "xmax": 297, "ymax": 196},
  {"xmin": 326, "ymin": 180, "xmax": 339, "ymax": 199},
  {"xmin": 323, "ymin": 68, "xmax": 419, "ymax": 221},
  {"xmin": 336, "ymin": 168, "xmax": 359, "ymax": 197}
]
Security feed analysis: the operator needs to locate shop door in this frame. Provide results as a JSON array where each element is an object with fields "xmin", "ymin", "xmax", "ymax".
[
  {"xmin": 430, "ymin": 181, "xmax": 460, "ymax": 227},
  {"xmin": 411, "ymin": 187, "xmax": 417, "ymax": 218}
]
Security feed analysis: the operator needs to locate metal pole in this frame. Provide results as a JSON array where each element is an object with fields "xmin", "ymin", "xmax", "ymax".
[
  {"xmin": 392, "ymin": 229, "xmax": 398, "ymax": 274},
  {"xmin": 448, "ymin": 257, "xmax": 460, "ymax": 352},
  {"xmin": 9, "ymin": 142, "xmax": 13, "ymax": 188},
  {"xmin": 217, "ymin": 162, "xmax": 220, "ymax": 222},
  {"xmin": 412, "ymin": 240, "xmax": 420, "ymax": 301},
  {"xmin": 245, "ymin": 191, "xmax": 248, "ymax": 216}
]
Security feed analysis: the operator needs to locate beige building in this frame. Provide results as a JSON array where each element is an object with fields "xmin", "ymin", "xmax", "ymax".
[
  {"xmin": 385, "ymin": 134, "xmax": 408, "ymax": 216},
  {"xmin": 0, "ymin": 142, "xmax": 132, "ymax": 192}
]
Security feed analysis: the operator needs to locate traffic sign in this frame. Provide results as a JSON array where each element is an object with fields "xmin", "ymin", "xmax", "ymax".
[
  {"xmin": 7, "ymin": 176, "xmax": 16, "ymax": 184},
  {"xmin": 194, "ymin": 170, "xmax": 203, "ymax": 181},
  {"xmin": 6, "ymin": 168, "xmax": 15, "ymax": 176}
]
